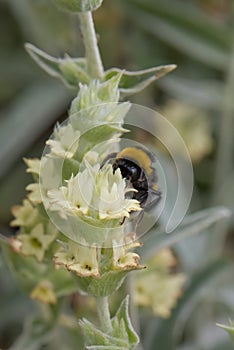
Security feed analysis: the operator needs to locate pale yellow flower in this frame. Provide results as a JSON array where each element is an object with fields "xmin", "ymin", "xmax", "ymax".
[
  {"xmin": 160, "ymin": 100, "xmax": 213, "ymax": 163},
  {"xmin": 133, "ymin": 249, "xmax": 186, "ymax": 318},
  {"xmin": 97, "ymin": 165, "xmax": 141, "ymax": 220},
  {"xmin": 134, "ymin": 272, "xmax": 186, "ymax": 318},
  {"xmin": 47, "ymin": 162, "xmax": 141, "ymax": 223},
  {"xmin": 26, "ymin": 183, "xmax": 42, "ymax": 204},
  {"xmin": 11, "ymin": 199, "xmax": 39, "ymax": 228},
  {"xmin": 47, "ymin": 164, "xmax": 95, "ymax": 219},
  {"xmin": 30, "ymin": 280, "xmax": 57, "ymax": 304},
  {"xmin": 17, "ymin": 222, "xmax": 57, "ymax": 262},
  {"xmin": 46, "ymin": 124, "xmax": 80, "ymax": 159},
  {"xmin": 112, "ymin": 235, "xmax": 143, "ymax": 270},
  {"xmin": 54, "ymin": 240, "xmax": 99, "ymax": 277},
  {"xmin": 24, "ymin": 158, "xmax": 41, "ymax": 176}
]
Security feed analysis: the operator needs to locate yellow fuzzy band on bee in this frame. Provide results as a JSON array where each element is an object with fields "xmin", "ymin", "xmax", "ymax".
[{"xmin": 117, "ymin": 147, "xmax": 153, "ymax": 175}]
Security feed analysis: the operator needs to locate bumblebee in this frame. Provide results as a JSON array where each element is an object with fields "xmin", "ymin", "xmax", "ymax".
[{"xmin": 102, "ymin": 146, "xmax": 161, "ymax": 216}]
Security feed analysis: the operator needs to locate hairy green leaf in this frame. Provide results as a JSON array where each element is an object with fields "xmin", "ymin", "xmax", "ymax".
[
  {"xmin": 111, "ymin": 296, "xmax": 139, "ymax": 349},
  {"xmin": 80, "ymin": 296, "xmax": 138, "ymax": 349},
  {"xmin": 25, "ymin": 43, "xmax": 90, "ymax": 87},
  {"xmin": 25, "ymin": 44, "xmax": 176, "ymax": 96},
  {"xmin": 79, "ymin": 318, "xmax": 128, "ymax": 348},
  {"xmin": 105, "ymin": 65, "xmax": 176, "ymax": 97}
]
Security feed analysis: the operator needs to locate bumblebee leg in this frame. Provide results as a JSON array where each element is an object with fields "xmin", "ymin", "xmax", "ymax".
[
  {"xmin": 120, "ymin": 216, "xmax": 126, "ymax": 225},
  {"xmin": 132, "ymin": 210, "xmax": 145, "ymax": 233}
]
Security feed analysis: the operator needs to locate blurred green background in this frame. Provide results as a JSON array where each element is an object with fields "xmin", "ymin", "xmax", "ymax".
[{"xmin": 0, "ymin": 0, "xmax": 234, "ymax": 349}]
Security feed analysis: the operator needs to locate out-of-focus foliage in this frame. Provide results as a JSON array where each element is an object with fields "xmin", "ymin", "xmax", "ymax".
[
  {"xmin": 133, "ymin": 249, "xmax": 186, "ymax": 318},
  {"xmin": 0, "ymin": 0, "xmax": 234, "ymax": 349},
  {"xmin": 0, "ymin": 0, "xmax": 77, "ymax": 224}
]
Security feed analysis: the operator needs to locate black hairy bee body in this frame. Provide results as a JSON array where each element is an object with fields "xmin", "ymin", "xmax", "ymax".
[{"xmin": 102, "ymin": 146, "xmax": 161, "ymax": 212}]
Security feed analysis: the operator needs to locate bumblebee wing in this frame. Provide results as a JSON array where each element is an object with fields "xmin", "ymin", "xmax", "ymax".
[{"xmin": 145, "ymin": 188, "xmax": 162, "ymax": 210}]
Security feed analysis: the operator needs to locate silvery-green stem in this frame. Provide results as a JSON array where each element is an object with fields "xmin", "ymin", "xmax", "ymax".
[
  {"xmin": 78, "ymin": 11, "xmax": 104, "ymax": 79},
  {"xmin": 96, "ymin": 296, "xmax": 113, "ymax": 333}
]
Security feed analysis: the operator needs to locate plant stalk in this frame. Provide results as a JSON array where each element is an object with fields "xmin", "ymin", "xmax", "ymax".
[
  {"xmin": 78, "ymin": 11, "xmax": 104, "ymax": 79},
  {"xmin": 96, "ymin": 296, "xmax": 113, "ymax": 333}
]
